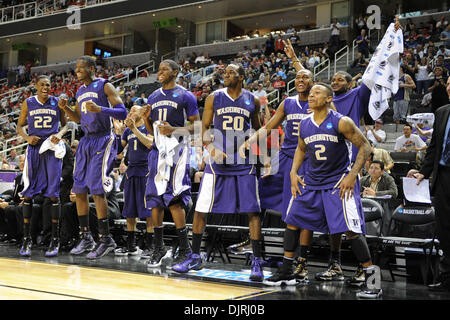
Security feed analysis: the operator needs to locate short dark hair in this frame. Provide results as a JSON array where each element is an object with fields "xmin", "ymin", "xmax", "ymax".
[
  {"xmin": 334, "ymin": 71, "xmax": 352, "ymax": 83},
  {"xmin": 228, "ymin": 63, "xmax": 245, "ymax": 77},
  {"xmin": 371, "ymin": 160, "xmax": 384, "ymax": 170},
  {"xmin": 36, "ymin": 75, "xmax": 50, "ymax": 83},
  {"xmin": 403, "ymin": 124, "xmax": 413, "ymax": 130},
  {"xmin": 78, "ymin": 55, "xmax": 96, "ymax": 68},
  {"xmin": 161, "ymin": 59, "xmax": 180, "ymax": 72},
  {"xmin": 314, "ymin": 82, "xmax": 333, "ymax": 97}
]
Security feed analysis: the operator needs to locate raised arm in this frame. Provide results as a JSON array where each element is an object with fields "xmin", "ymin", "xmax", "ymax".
[
  {"xmin": 240, "ymin": 100, "xmax": 286, "ymax": 158},
  {"xmin": 282, "ymin": 39, "xmax": 305, "ymax": 72}
]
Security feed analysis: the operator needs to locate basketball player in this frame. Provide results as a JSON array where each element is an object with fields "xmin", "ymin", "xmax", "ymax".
[
  {"xmin": 114, "ymin": 105, "xmax": 154, "ymax": 258},
  {"xmin": 264, "ymin": 83, "xmax": 382, "ymax": 298},
  {"xmin": 142, "ymin": 60, "xmax": 200, "ymax": 268},
  {"xmin": 16, "ymin": 75, "xmax": 68, "ymax": 257},
  {"xmin": 60, "ymin": 56, "xmax": 127, "ymax": 259},
  {"xmin": 239, "ymin": 69, "xmax": 315, "ymax": 281},
  {"xmin": 282, "ymin": 16, "xmax": 402, "ymax": 283},
  {"xmin": 172, "ymin": 64, "xmax": 265, "ymax": 282}
]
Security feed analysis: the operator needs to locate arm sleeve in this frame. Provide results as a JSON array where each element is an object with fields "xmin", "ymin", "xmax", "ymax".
[{"xmin": 101, "ymin": 103, "xmax": 127, "ymax": 120}]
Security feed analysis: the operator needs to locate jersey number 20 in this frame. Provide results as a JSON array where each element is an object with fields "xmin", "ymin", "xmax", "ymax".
[{"xmin": 223, "ymin": 116, "xmax": 244, "ymax": 130}]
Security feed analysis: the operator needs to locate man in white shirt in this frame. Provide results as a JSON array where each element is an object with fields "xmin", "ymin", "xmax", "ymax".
[
  {"xmin": 330, "ymin": 18, "xmax": 341, "ymax": 49},
  {"xmin": 365, "ymin": 119, "xmax": 386, "ymax": 146},
  {"xmin": 394, "ymin": 124, "xmax": 427, "ymax": 152},
  {"xmin": 253, "ymin": 83, "xmax": 267, "ymax": 98}
]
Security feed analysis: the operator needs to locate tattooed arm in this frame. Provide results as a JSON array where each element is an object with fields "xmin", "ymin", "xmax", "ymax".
[{"xmin": 338, "ymin": 116, "xmax": 371, "ymax": 200}]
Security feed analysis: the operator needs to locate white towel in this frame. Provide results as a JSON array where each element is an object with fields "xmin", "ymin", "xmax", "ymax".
[
  {"xmin": 153, "ymin": 121, "xmax": 180, "ymax": 196},
  {"xmin": 39, "ymin": 137, "xmax": 66, "ymax": 159},
  {"xmin": 362, "ymin": 23, "xmax": 404, "ymax": 121}
]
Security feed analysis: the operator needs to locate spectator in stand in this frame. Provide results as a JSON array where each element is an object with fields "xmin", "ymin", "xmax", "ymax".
[
  {"xmin": 436, "ymin": 44, "xmax": 450, "ymax": 59},
  {"xmin": 356, "ymin": 29, "xmax": 370, "ymax": 58},
  {"xmin": 124, "ymin": 95, "xmax": 133, "ymax": 110},
  {"xmin": 429, "ymin": 66, "xmax": 449, "ymax": 114},
  {"xmin": 253, "ymin": 82, "xmax": 267, "ymax": 98},
  {"xmin": 265, "ymin": 34, "xmax": 275, "ymax": 56},
  {"xmin": 6, "ymin": 149, "xmax": 19, "ymax": 166},
  {"xmin": 355, "ymin": 14, "xmax": 367, "ymax": 32},
  {"xmin": 436, "ymin": 15, "xmax": 449, "ymax": 33},
  {"xmin": 393, "ymin": 65, "xmax": 416, "ymax": 125},
  {"xmin": 440, "ymin": 24, "xmax": 450, "ymax": 48},
  {"xmin": 394, "ymin": 124, "xmax": 427, "ymax": 153},
  {"xmin": 349, "ymin": 52, "xmax": 368, "ymax": 76},
  {"xmin": 136, "ymin": 93, "xmax": 148, "ymax": 106},
  {"xmin": 368, "ymin": 140, "xmax": 394, "ymax": 174},
  {"xmin": 415, "ymin": 57, "xmax": 432, "ymax": 96},
  {"xmin": 272, "ymin": 75, "xmax": 286, "ymax": 93},
  {"xmin": 365, "ymin": 119, "xmax": 386, "ymax": 147},
  {"xmin": 415, "ymin": 43, "xmax": 425, "ymax": 60},
  {"xmin": 360, "ymin": 160, "xmax": 398, "ymax": 199},
  {"xmin": 274, "ymin": 34, "xmax": 285, "ymax": 55},
  {"xmin": 330, "ymin": 18, "xmax": 341, "ymax": 52},
  {"xmin": 412, "ymin": 122, "xmax": 433, "ymax": 145}
]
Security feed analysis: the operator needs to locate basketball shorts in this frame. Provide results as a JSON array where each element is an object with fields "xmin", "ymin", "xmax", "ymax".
[
  {"xmin": 72, "ymin": 133, "xmax": 117, "ymax": 195},
  {"xmin": 145, "ymin": 145, "xmax": 191, "ymax": 209},
  {"xmin": 21, "ymin": 142, "xmax": 62, "ymax": 199},
  {"xmin": 284, "ymin": 179, "xmax": 366, "ymax": 235},
  {"xmin": 122, "ymin": 173, "xmax": 152, "ymax": 219},
  {"xmin": 195, "ymin": 173, "xmax": 261, "ymax": 214},
  {"xmin": 259, "ymin": 151, "xmax": 308, "ymax": 215}
]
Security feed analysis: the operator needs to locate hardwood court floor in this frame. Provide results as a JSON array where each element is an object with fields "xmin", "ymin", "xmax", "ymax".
[
  {"xmin": 1, "ymin": 245, "xmax": 450, "ymax": 301},
  {"xmin": 0, "ymin": 258, "xmax": 270, "ymax": 300}
]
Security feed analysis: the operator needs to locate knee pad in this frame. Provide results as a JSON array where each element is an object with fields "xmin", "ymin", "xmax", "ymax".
[
  {"xmin": 284, "ymin": 228, "xmax": 301, "ymax": 253},
  {"xmin": 350, "ymin": 235, "xmax": 371, "ymax": 264}
]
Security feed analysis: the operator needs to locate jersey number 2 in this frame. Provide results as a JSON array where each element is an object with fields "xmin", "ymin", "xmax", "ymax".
[{"xmin": 314, "ymin": 144, "xmax": 327, "ymax": 161}]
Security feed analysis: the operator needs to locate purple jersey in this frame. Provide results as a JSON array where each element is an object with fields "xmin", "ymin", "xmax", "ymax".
[
  {"xmin": 122, "ymin": 125, "xmax": 150, "ymax": 176},
  {"xmin": 299, "ymin": 110, "xmax": 351, "ymax": 190},
  {"xmin": 333, "ymin": 83, "xmax": 370, "ymax": 162},
  {"xmin": 26, "ymin": 96, "xmax": 60, "ymax": 138},
  {"xmin": 76, "ymin": 78, "xmax": 113, "ymax": 136},
  {"xmin": 206, "ymin": 88, "xmax": 256, "ymax": 175},
  {"xmin": 147, "ymin": 85, "xmax": 199, "ymax": 129},
  {"xmin": 281, "ymin": 95, "xmax": 310, "ymax": 157}
]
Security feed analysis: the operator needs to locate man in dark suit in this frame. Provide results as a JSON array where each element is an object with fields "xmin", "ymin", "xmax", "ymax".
[{"xmin": 413, "ymin": 76, "xmax": 450, "ymax": 291}]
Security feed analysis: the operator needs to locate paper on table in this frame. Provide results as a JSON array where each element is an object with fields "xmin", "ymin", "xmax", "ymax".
[{"xmin": 402, "ymin": 177, "xmax": 432, "ymax": 204}]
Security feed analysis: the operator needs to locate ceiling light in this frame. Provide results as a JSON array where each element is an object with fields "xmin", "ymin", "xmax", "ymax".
[{"xmin": 198, "ymin": 5, "xmax": 202, "ymax": 8}]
